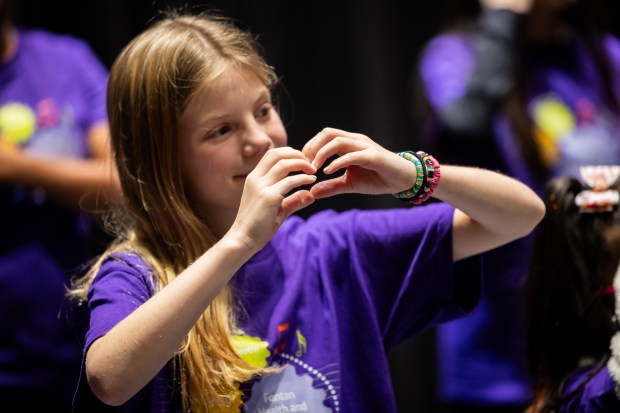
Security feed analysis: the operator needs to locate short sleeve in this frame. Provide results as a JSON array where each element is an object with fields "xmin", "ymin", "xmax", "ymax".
[{"xmin": 85, "ymin": 254, "xmax": 156, "ymax": 351}]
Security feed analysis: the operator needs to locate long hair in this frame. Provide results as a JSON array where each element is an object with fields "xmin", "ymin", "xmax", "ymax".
[
  {"xmin": 69, "ymin": 11, "xmax": 278, "ymax": 412},
  {"xmin": 525, "ymin": 176, "xmax": 620, "ymax": 413},
  {"xmin": 413, "ymin": 0, "xmax": 618, "ymax": 186}
]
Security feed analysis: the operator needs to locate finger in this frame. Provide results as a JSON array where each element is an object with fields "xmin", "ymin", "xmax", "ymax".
[
  {"xmin": 252, "ymin": 146, "xmax": 308, "ymax": 177},
  {"xmin": 321, "ymin": 150, "xmax": 373, "ymax": 175},
  {"xmin": 281, "ymin": 189, "xmax": 315, "ymax": 217},
  {"xmin": 309, "ymin": 175, "xmax": 350, "ymax": 199},
  {"xmin": 262, "ymin": 158, "xmax": 317, "ymax": 183},
  {"xmin": 303, "ymin": 128, "xmax": 371, "ymax": 168},
  {"xmin": 301, "ymin": 127, "xmax": 348, "ymax": 165},
  {"xmin": 312, "ymin": 137, "xmax": 368, "ymax": 172},
  {"xmin": 272, "ymin": 173, "xmax": 318, "ymax": 198}
]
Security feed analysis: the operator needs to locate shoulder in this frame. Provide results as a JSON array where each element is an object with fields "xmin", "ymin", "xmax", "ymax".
[
  {"xmin": 18, "ymin": 27, "xmax": 99, "ymax": 61},
  {"xmin": 419, "ymin": 33, "xmax": 476, "ymax": 91},
  {"xmin": 93, "ymin": 252, "xmax": 156, "ymax": 293},
  {"xmin": 277, "ymin": 204, "xmax": 455, "ymax": 243},
  {"xmin": 420, "ymin": 33, "xmax": 474, "ymax": 64},
  {"xmin": 102, "ymin": 252, "xmax": 152, "ymax": 272}
]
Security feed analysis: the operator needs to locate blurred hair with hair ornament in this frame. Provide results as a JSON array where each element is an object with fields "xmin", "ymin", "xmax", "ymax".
[{"xmin": 575, "ymin": 165, "xmax": 620, "ymax": 213}]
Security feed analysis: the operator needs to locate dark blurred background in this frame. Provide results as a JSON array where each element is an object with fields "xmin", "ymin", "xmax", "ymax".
[
  {"xmin": 13, "ymin": 0, "xmax": 448, "ymax": 215},
  {"xmin": 11, "ymin": 1, "xmax": 620, "ymax": 412}
]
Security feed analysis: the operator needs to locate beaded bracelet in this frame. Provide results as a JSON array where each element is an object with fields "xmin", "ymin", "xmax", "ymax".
[
  {"xmin": 392, "ymin": 151, "xmax": 425, "ymax": 201},
  {"xmin": 392, "ymin": 150, "xmax": 441, "ymax": 204},
  {"xmin": 411, "ymin": 152, "xmax": 441, "ymax": 204},
  {"xmin": 412, "ymin": 151, "xmax": 433, "ymax": 200}
]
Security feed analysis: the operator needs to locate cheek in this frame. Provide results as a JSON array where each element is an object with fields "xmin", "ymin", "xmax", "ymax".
[
  {"xmin": 269, "ymin": 116, "xmax": 287, "ymax": 147},
  {"xmin": 273, "ymin": 128, "xmax": 287, "ymax": 148},
  {"xmin": 182, "ymin": 149, "xmax": 216, "ymax": 194}
]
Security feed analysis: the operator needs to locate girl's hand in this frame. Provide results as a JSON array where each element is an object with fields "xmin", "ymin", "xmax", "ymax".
[
  {"xmin": 228, "ymin": 146, "xmax": 317, "ymax": 252},
  {"xmin": 301, "ymin": 127, "xmax": 417, "ymax": 199}
]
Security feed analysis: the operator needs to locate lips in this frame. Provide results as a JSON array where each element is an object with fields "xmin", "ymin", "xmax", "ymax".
[
  {"xmin": 235, "ymin": 166, "xmax": 257, "ymax": 180},
  {"xmin": 234, "ymin": 171, "xmax": 252, "ymax": 180}
]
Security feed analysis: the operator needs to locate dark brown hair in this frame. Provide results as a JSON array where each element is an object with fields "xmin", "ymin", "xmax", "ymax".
[{"xmin": 526, "ymin": 176, "xmax": 620, "ymax": 413}]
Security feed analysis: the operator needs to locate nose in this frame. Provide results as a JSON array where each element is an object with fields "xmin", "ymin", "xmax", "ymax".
[{"xmin": 242, "ymin": 124, "xmax": 272, "ymax": 158}]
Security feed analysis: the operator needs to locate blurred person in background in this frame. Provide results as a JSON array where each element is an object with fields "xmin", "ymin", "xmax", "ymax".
[
  {"xmin": 0, "ymin": 0, "xmax": 120, "ymax": 410},
  {"xmin": 526, "ymin": 166, "xmax": 620, "ymax": 412},
  {"xmin": 413, "ymin": 0, "xmax": 620, "ymax": 411}
]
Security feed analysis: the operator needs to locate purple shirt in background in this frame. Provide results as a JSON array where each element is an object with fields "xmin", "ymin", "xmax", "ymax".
[
  {"xmin": 420, "ymin": 29, "xmax": 620, "ymax": 406},
  {"xmin": 79, "ymin": 204, "xmax": 483, "ymax": 413},
  {"xmin": 558, "ymin": 365, "xmax": 620, "ymax": 412},
  {"xmin": 0, "ymin": 28, "xmax": 108, "ymax": 410}
]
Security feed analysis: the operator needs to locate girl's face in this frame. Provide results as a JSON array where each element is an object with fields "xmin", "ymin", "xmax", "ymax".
[{"xmin": 180, "ymin": 66, "xmax": 287, "ymax": 228}]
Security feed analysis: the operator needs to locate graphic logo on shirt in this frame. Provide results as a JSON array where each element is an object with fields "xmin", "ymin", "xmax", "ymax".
[
  {"xmin": 530, "ymin": 94, "xmax": 620, "ymax": 177},
  {"xmin": 0, "ymin": 98, "xmax": 85, "ymax": 206},
  {"xmin": 274, "ymin": 323, "xmax": 307, "ymax": 357},
  {"xmin": 530, "ymin": 94, "xmax": 575, "ymax": 166},
  {"xmin": 0, "ymin": 102, "xmax": 36, "ymax": 149},
  {"xmin": 234, "ymin": 325, "xmax": 340, "ymax": 412},
  {"xmin": 0, "ymin": 98, "xmax": 82, "ymax": 157},
  {"xmin": 243, "ymin": 359, "xmax": 336, "ymax": 413},
  {"xmin": 231, "ymin": 334, "xmax": 271, "ymax": 368}
]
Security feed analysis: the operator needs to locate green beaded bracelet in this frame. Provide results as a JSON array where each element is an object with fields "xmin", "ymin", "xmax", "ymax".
[{"xmin": 392, "ymin": 151, "xmax": 425, "ymax": 201}]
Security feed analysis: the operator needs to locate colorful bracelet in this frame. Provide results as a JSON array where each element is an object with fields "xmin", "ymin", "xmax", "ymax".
[
  {"xmin": 411, "ymin": 152, "xmax": 441, "ymax": 204},
  {"xmin": 412, "ymin": 151, "xmax": 433, "ymax": 201},
  {"xmin": 392, "ymin": 151, "xmax": 425, "ymax": 201},
  {"xmin": 392, "ymin": 150, "xmax": 441, "ymax": 204}
]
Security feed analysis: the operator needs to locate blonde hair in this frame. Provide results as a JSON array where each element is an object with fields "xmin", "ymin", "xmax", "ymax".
[{"xmin": 69, "ymin": 11, "xmax": 278, "ymax": 412}]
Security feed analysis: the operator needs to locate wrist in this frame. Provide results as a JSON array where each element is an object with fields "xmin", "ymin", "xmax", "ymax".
[
  {"xmin": 216, "ymin": 231, "xmax": 260, "ymax": 264},
  {"xmin": 392, "ymin": 151, "xmax": 441, "ymax": 205}
]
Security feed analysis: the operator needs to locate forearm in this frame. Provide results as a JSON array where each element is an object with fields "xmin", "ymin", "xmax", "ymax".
[
  {"xmin": 0, "ymin": 121, "xmax": 121, "ymax": 209},
  {"xmin": 1, "ymin": 154, "xmax": 121, "ymax": 208},
  {"xmin": 86, "ymin": 235, "xmax": 255, "ymax": 406},
  {"xmin": 432, "ymin": 164, "xmax": 544, "ymax": 260}
]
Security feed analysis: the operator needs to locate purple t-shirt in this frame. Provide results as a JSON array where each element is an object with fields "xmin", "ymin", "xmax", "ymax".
[
  {"xmin": 419, "ymin": 32, "xmax": 620, "ymax": 405},
  {"xmin": 79, "ymin": 204, "xmax": 482, "ymax": 412},
  {"xmin": 421, "ymin": 34, "xmax": 620, "ymax": 189},
  {"xmin": 0, "ymin": 28, "xmax": 108, "ymax": 410},
  {"xmin": 557, "ymin": 365, "xmax": 620, "ymax": 412}
]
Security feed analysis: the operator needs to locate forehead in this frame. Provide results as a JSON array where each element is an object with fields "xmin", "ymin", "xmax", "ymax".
[{"xmin": 183, "ymin": 66, "xmax": 269, "ymax": 117}]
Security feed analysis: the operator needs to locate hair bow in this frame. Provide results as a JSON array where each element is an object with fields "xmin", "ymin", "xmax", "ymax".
[{"xmin": 575, "ymin": 165, "xmax": 620, "ymax": 213}]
